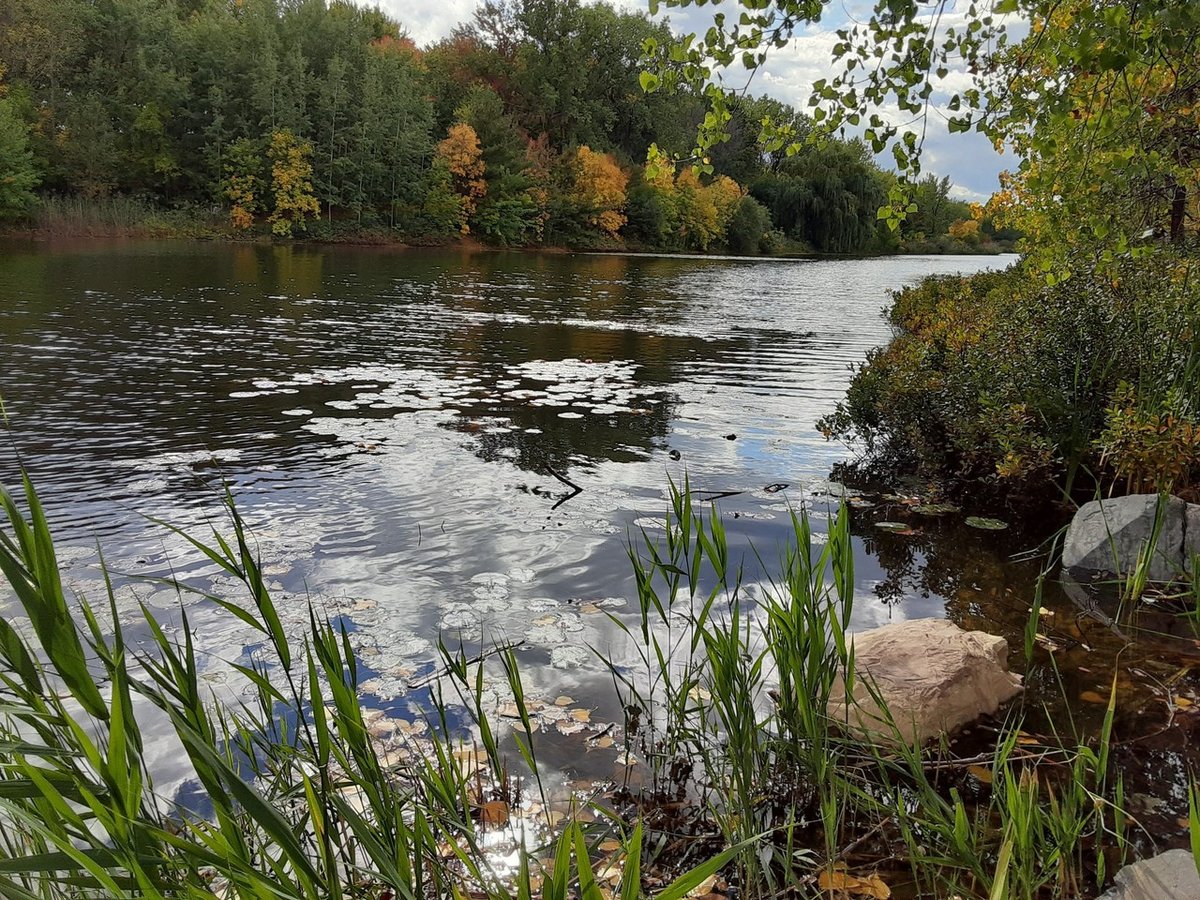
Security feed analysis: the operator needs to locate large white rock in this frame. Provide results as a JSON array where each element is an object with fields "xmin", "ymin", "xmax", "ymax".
[
  {"xmin": 1098, "ymin": 849, "xmax": 1200, "ymax": 900},
  {"xmin": 1062, "ymin": 494, "xmax": 1188, "ymax": 582},
  {"xmin": 827, "ymin": 618, "xmax": 1022, "ymax": 744}
]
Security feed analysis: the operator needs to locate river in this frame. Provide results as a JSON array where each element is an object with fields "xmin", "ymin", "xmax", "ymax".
[{"xmin": 6, "ymin": 240, "xmax": 1189, "ymax": 829}]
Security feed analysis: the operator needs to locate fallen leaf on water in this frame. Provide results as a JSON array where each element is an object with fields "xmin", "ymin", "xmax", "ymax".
[
  {"xmin": 570, "ymin": 708, "xmax": 591, "ymax": 722},
  {"xmin": 555, "ymin": 695, "xmax": 574, "ymax": 707},
  {"xmin": 817, "ymin": 867, "xmax": 891, "ymax": 899},
  {"xmin": 1079, "ymin": 691, "xmax": 1108, "ymax": 704},
  {"xmin": 965, "ymin": 516, "xmax": 1008, "ymax": 530},
  {"xmin": 912, "ymin": 502, "xmax": 960, "ymax": 515},
  {"xmin": 557, "ymin": 720, "xmax": 586, "ymax": 735},
  {"xmin": 1175, "ymin": 696, "xmax": 1194, "ymax": 708},
  {"xmin": 579, "ymin": 603, "xmax": 601, "ymax": 614},
  {"xmin": 598, "ymin": 839, "xmax": 622, "ymax": 852},
  {"xmin": 968, "ymin": 765, "xmax": 994, "ymax": 784},
  {"xmin": 498, "ymin": 703, "xmax": 522, "ymax": 718},
  {"xmin": 687, "ymin": 686, "xmax": 712, "ymax": 702},
  {"xmin": 594, "ymin": 735, "xmax": 614, "ymax": 749}
]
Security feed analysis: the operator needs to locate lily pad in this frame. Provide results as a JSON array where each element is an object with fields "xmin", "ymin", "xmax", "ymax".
[
  {"xmin": 874, "ymin": 521, "xmax": 911, "ymax": 532},
  {"xmin": 965, "ymin": 516, "xmax": 1009, "ymax": 530}
]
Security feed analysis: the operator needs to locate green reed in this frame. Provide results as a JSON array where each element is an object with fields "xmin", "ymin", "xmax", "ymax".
[{"xmin": 0, "ymin": 472, "xmax": 737, "ymax": 898}]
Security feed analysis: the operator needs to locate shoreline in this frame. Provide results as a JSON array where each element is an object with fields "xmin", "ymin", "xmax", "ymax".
[{"xmin": 0, "ymin": 222, "xmax": 1015, "ymax": 261}]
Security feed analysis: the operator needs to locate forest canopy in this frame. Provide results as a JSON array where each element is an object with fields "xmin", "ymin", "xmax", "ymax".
[{"xmin": 0, "ymin": 0, "xmax": 1000, "ymax": 253}]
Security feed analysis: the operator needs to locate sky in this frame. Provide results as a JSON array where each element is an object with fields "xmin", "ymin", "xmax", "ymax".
[{"xmin": 369, "ymin": 0, "xmax": 1009, "ymax": 201}]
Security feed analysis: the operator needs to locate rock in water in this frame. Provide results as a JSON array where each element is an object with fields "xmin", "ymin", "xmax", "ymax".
[
  {"xmin": 1062, "ymin": 494, "xmax": 1188, "ymax": 582},
  {"xmin": 827, "ymin": 619, "xmax": 1022, "ymax": 744},
  {"xmin": 1098, "ymin": 849, "xmax": 1200, "ymax": 900}
]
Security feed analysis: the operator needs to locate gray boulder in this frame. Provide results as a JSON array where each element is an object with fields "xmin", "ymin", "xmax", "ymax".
[
  {"xmin": 827, "ymin": 618, "xmax": 1022, "ymax": 745},
  {"xmin": 1062, "ymin": 494, "xmax": 1188, "ymax": 582},
  {"xmin": 1188, "ymin": 504, "xmax": 1200, "ymax": 574},
  {"xmin": 1098, "ymin": 849, "xmax": 1200, "ymax": 900}
]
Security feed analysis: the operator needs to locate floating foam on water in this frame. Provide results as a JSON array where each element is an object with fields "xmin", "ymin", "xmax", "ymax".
[{"xmin": 550, "ymin": 645, "xmax": 590, "ymax": 668}]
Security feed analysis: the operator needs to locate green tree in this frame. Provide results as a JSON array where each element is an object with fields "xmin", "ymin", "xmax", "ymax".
[
  {"xmin": 0, "ymin": 96, "xmax": 39, "ymax": 219},
  {"xmin": 726, "ymin": 196, "xmax": 771, "ymax": 254},
  {"xmin": 646, "ymin": 0, "xmax": 1200, "ymax": 259}
]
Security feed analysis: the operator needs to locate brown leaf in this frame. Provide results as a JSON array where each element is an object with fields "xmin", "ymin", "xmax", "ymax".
[
  {"xmin": 968, "ymin": 764, "xmax": 994, "ymax": 784},
  {"xmin": 480, "ymin": 801, "xmax": 509, "ymax": 826},
  {"xmin": 817, "ymin": 867, "xmax": 891, "ymax": 899},
  {"xmin": 1079, "ymin": 690, "xmax": 1108, "ymax": 704}
]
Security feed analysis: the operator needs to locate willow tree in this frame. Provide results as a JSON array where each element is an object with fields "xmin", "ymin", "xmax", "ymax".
[{"xmin": 644, "ymin": 0, "xmax": 1200, "ymax": 264}]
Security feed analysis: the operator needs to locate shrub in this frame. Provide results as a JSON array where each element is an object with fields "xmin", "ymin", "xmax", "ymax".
[{"xmin": 819, "ymin": 251, "xmax": 1200, "ymax": 501}]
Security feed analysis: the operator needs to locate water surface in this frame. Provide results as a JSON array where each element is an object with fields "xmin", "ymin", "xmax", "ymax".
[{"xmin": 10, "ymin": 240, "xmax": 1148, "ymax": 785}]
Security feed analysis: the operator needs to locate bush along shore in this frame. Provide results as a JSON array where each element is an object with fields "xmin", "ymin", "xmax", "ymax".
[
  {"xmin": 818, "ymin": 251, "xmax": 1200, "ymax": 512},
  {"xmin": 2, "ymin": 472, "xmax": 1195, "ymax": 899}
]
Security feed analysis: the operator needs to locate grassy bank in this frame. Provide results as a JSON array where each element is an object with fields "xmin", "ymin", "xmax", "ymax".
[{"xmin": 0, "ymin": 471, "xmax": 1186, "ymax": 898}]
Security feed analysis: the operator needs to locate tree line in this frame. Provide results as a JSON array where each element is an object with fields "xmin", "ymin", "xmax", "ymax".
[{"xmin": 0, "ymin": 0, "xmax": 998, "ymax": 252}]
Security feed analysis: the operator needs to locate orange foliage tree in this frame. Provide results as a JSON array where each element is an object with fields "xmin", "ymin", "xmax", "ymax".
[
  {"xmin": 571, "ymin": 146, "xmax": 628, "ymax": 237},
  {"xmin": 435, "ymin": 123, "xmax": 487, "ymax": 233}
]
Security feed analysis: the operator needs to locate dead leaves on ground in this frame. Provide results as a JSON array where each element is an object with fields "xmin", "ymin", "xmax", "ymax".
[{"xmin": 818, "ymin": 864, "xmax": 892, "ymax": 899}]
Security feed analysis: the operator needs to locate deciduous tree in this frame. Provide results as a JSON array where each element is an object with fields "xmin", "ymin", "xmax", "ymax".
[
  {"xmin": 436, "ymin": 123, "xmax": 487, "ymax": 233},
  {"xmin": 267, "ymin": 128, "xmax": 319, "ymax": 237},
  {"xmin": 570, "ymin": 146, "xmax": 628, "ymax": 237}
]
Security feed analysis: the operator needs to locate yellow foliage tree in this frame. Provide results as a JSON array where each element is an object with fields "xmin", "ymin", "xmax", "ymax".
[
  {"xmin": 707, "ymin": 174, "xmax": 744, "ymax": 238},
  {"xmin": 674, "ymin": 169, "xmax": 744, "ymax": 251},
  {"xmin": 571, "ymin": 146, "xmax": 628, "ymax": 237},
  {"xmin": 267, "ymin": 129, "xmax": 319, "ymax": 237},
  {"xmin": 436, "ymin": 123, "xmax": 486, "ymax": 233},
  {"xmin": 947, "ymin": 218, "xmax": 980, "ymax": 243}
]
